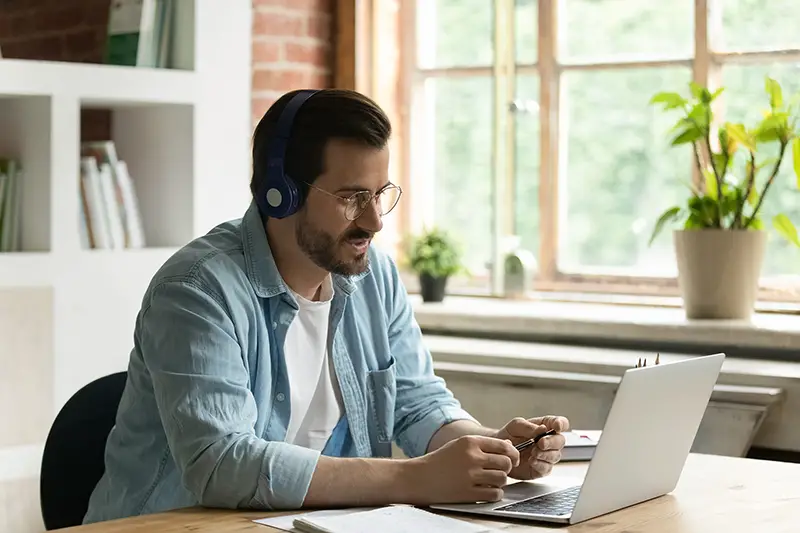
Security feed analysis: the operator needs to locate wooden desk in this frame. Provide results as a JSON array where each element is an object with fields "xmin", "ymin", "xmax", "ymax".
[{"xmin": 61, "ymin": 453, "xmax": 800, "ymax": 532}]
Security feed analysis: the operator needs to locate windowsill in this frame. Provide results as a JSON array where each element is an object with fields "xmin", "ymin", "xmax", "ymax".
[
  {"xmin": 398, "ymin": 271, "xmax": 800, "ymax": 315},
  {"xmin": 410, "ymin": 294, "xmax": 800, "ymax": 357}
]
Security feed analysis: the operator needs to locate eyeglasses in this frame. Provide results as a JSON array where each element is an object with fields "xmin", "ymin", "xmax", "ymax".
[{"xmin": 306, "ymin": 182, "xmax": 403, "ymax": 221}]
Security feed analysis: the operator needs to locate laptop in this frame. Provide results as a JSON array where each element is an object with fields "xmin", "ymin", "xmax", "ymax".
[{"xmin": 430, "ymin": 352, "xmax": 725, "ymax": 525}]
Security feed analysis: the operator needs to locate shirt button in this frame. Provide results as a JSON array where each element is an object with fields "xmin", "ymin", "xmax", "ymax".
[{"xmin": 276, "ymin": 392, "xmax": 285, "ymax": 402}]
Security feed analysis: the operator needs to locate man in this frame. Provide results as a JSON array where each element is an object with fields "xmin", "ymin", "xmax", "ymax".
[{"xmin": 83, "ymin": 89, "xmax": 569, "ymax": 524}]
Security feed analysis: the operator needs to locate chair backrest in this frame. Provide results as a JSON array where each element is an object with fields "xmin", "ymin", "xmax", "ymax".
[{"xmin": 40, "ymin": 371, "xmax": 128, "ymax": 530}]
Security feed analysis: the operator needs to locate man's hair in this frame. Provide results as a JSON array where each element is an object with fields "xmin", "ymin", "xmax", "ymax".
[{"xmin": 250, "ymin": 89, "xmax": 392, "ymax": 207}]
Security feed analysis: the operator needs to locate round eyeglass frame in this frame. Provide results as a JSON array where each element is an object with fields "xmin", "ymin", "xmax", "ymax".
[{"xmin": 306, "ymin": 182, "xmax": 403, "ymax": 221}]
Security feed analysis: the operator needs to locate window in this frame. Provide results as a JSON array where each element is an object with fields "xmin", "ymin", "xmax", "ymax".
[
  {"xmin": 406, "ymin": 1, "xmax": 497, "ymax": 287},
  {"xmin": 380, "ymin": 0, "xmax": 800, "ymax": 302}
]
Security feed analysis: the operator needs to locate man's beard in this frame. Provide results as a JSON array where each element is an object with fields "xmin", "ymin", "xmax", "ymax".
[{"xmin": 295, "ymin": 211, "xmax": 371, "ymax": 276}]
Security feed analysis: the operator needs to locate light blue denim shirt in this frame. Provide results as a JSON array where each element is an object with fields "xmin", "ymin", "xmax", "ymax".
[{"xmin": 83, "ymin": 201, "xmax": 474, "ymax": 524}]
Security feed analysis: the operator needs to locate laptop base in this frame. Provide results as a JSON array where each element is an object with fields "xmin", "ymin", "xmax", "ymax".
[{"xmin": 430, "ymin": 479, "xmax": 582, "ymax": 524}]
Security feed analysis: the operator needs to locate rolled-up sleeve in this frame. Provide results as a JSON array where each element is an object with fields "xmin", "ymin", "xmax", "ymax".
[
  {"xmin": 385, "ymin": 265, "xmax": 476, "ymax": 458},
  {"xmin": 140, "ymin": 279, "xmax": 319, "ymax": 510}
]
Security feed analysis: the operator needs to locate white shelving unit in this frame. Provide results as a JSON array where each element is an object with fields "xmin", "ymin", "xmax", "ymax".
[{"xmin": 0, "ymin": 3, "xmax": 253, "ymax": 532}]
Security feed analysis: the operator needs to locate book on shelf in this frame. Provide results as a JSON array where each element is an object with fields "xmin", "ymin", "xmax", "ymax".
[
  {"xmin": 0, "ymin": 158, "xmax": 22, "ymax": 252},
  {"xmin": 80, "ymin": 141, "xmax": 146, "ymax": 250},
  {"xmin": 104, "ymin": 0, "xmax": 193, "ymax": 69}
]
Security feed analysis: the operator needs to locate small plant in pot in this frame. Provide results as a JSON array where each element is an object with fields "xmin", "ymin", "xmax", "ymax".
[
  {"xmin": 648, "ymin": 77, "xmax": 800, "ymax": 319},
  {"xmin": 406, "ymin": 227, "xmax": 463, "ymax": 303}
]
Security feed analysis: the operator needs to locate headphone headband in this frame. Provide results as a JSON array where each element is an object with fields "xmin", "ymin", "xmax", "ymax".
[{"xmin": 258, "ymin": 89, "xmax": 320, "ymax": 219}]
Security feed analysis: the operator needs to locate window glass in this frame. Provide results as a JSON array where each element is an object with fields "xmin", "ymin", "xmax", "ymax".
[
  {"xmin": 417, "ymin": 0, "xmax": 493, "ymax": 69},
  {"xmin": 559, "ymin": 67, "xmax": 692, "ymax": 274},
  {"xmin": 559, "ymin": 0, "xmax": 694, "ymax": 62}
]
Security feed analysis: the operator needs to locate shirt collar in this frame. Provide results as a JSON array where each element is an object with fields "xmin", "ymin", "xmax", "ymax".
[{"xmin": 241, "ymin": 200, "xmax": 370, "ymax": 299}]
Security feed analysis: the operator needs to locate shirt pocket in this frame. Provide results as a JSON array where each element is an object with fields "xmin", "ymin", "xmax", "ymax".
[{"xmin": 366, "ymin": 356, "xmax": 397, "ymax": 445}]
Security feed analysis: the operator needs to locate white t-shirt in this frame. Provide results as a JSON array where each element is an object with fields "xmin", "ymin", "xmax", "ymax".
[{"xmin": 283, "ymin": 276, "xmax": 344, "ymax": 451}]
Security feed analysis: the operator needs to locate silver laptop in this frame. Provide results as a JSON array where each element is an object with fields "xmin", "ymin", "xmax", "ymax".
[{"xmin": 430, "ymin": 352, "xmax": 725, "ymax": 525}]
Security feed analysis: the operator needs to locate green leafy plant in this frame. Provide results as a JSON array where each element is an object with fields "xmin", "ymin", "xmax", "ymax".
[
  {"xmin": 648, "ymin": 77, "xmax": 800, "ymax": 248},
  {"xmin": 406, "ymin": 227, "xmax": 463, "ymax": 278}
]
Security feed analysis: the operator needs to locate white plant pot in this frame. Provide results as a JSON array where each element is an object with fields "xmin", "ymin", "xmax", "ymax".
[{"xmin": 673, "ymin": 229, "xmax": 766, "ymax": 320}]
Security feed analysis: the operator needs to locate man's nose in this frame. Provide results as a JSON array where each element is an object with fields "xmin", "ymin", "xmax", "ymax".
[{"xmin": 355, "ymin": 200, "xmax": 383, "ymax": 233}]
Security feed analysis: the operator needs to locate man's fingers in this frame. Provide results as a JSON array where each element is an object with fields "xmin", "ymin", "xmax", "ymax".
[
  {"xmin": 473, "ymin": 468, "xmax": 508, "ymax": 487},
  {"xmin": 503, "ymin": 417, "xmax": 542, "ymax": 438},
  {"xmin": 471, "ymin": 486, "xmax": 504, "ymax": 503},
  {"xmin": 481, "ymin": 451, "xmax": 514, "ymax": 473},
  {"xmin": 537, "ymin": 433, "xmax": 566, "ymax": 451},
  {"xmin": 530, "ymin": 459, "xmax": 556, "ymax": 478},
  {"xmin": 470, "ymin": 436, "xmax": 521, "ymax": 465},
  {"xmin": 527, "ymin": 415, "xmax": 570, "ymax": 433},
  {"xmin": 530, "ymin": 449, "xmax": 562, "ymax": 465}
]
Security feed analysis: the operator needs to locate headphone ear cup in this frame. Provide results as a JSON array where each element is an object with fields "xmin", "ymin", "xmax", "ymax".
[
  {"xmin": 264, "ymin": 173, "xmax": 299, "ymax": 219},
  {"xmin": 282, "ymin": 174, "xmax": 300, "ymax": 215},
  {"xmin": 258, "ymin": 89, "xmax": 319, "ymax": 219}
]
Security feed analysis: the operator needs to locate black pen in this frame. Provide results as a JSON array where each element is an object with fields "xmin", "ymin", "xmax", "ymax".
[{"xmin": 514, "ymin": 429, "xmax": 557, "ymax": 452}]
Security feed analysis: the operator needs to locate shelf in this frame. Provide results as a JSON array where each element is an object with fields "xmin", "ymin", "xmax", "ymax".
[
  {"xmin": 72, "ymin": 247, "xmax": 177, "ymax": 284},
  {"xmin": 0, "ymin": 95, "xmax": 51, "ymax": 252},
  {"xmin": 0, "ymin": 248, "xmax": 179, "ymax": 289},
  {"xmin": 0, "ymin": 4, "xmax": 252, "ymax": 532},
  {"xmin": 0, "ymin": 252, "xmax": 53, "ymax": 287},
  {"xmin": 76, "ymin": 246, "xmax": 178, "ymax": 262},
  {"xmin": 0, "ymin": 59, "xmax": 197, "ymax": 106},
  {"xmin": 0, "ymin": 287, "xmax": 53, "ymax": 451},
  {"xmin": 79, "ymin": 103, "xmax": 195, "ymax": 249}
]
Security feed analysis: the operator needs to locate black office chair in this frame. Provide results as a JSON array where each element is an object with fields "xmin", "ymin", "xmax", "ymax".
[{"xmin": 40, "ymin": 371, "xmax": 128, "ymax": 530}]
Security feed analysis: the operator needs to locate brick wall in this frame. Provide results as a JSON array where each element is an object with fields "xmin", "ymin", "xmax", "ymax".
[
  {"xmin": 251, "ymin": 0, "xmax": 333, "ymax": 126},
  {"xmin": 0, "ymin": 0, "xmax": 114, "ymax": 141},
  {"xmin": 0, "ymin": 0, "xmax": 334, "ymax": 136},
  {"xmin": 0, "ymin": 0, "xmax": 109, "ymax": 62}
]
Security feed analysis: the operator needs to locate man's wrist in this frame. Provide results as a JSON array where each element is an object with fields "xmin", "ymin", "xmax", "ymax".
[
  {"xmin": 427, "ymin": 419, "xmax": 499, "ymax": 453},
  {"xmin": 305, "ymin": 455, "xmax": 428, "ymax": 507},
  {"xmin": 393, "ymin": 456, "xmax": 429, "ymax": 504},
  {"xmin": 476, "ymin": 425, "xmax": 501, "ymax": 438}
]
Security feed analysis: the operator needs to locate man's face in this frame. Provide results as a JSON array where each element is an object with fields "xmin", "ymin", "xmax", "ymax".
[{"xmin": 295, "ymin": 138, "xmax": 390, "ymax": 276}]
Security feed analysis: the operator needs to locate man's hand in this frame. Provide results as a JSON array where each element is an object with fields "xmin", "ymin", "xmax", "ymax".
[
  {"xmin": 494, "ymin": 415, "xmax": 570, "ymax": 480},
  {"xmin": 305, "ymin": 418, "xmax": 567, "ymax": 509},
  {"xmin": 404, "ymin": 435, "xmax": 520, "ymax": 504}
]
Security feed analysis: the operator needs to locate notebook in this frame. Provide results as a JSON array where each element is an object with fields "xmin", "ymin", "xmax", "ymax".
[
  {"xmin": 254, "ymin": 508, "xmax": 372, "ymax": 532},
  {"xmin": 291, "ymin": 505, "xmax": 499, "ymax": 533},
  {"xmin": 561, "ymin": 430, "xmax": 600, "ymax": 461}
]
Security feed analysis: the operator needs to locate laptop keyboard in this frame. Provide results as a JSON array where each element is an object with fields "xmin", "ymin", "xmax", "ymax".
[{"xmin": 495, "ymin": 485, "xmax": 580, "ymax": 516}]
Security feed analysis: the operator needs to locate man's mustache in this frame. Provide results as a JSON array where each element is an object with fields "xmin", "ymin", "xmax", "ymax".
[{"xmin": 342, "ymin": 230, "xmax": 372, "ymax": 241}]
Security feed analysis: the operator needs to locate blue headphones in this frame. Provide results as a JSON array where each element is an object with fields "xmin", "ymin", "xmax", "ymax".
[{"xmin": 258, "ymin": 89, "xmax": 320, "ymax": 218}]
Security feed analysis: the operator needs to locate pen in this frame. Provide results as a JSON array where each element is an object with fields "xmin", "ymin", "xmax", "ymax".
[{"xmin": 514, "ymin": 429, "xmax": 557, "ymax": 452}]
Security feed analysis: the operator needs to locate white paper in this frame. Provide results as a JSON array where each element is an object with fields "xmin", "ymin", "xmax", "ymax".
[
  {"xmin": 291, "ymin": 505, "xmax": 499, "ymax": 533},
  {"xmin": 253, "ymin": 508, "xmax": 373, "ymax": 532}
]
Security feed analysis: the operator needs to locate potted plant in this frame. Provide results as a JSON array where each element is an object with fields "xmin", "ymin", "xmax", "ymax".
[
  {"xmin": 648, "ymin": 77, "xmax": 800, "ymax": 319},
  {"xmin": 406, "ymin": 227, "xmax": 463, "ymax": 303}
]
